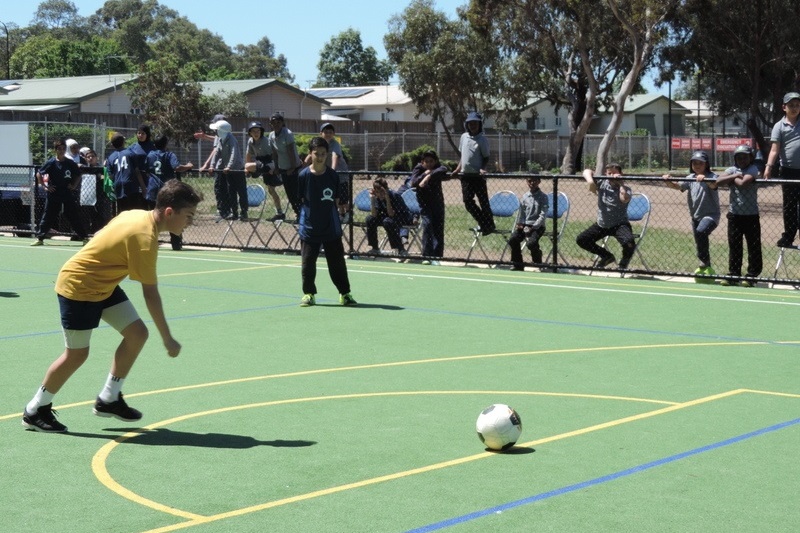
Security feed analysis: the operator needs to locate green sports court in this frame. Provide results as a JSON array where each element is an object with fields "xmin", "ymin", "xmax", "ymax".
[{"xmin": 1, "ymin": 236, "xmax": 799, "ymax": 532}]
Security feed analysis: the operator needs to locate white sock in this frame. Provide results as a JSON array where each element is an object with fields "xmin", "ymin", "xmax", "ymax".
[
  {"xmin": 99, "ymin": 373, "xmax": 124, "ymax": 403},
  {"xmin": 26, "ymin": 385, "xmax": 55, "ymax": 414}
]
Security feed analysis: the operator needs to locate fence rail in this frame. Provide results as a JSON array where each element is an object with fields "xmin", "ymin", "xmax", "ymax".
[{"xmin": 2, "ymin": 164, "xmax": 798, "ymax": 288}]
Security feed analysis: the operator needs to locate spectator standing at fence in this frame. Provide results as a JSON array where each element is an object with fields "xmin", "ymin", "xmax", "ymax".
[
  {"xmin": 576, "ymin": 164, "xmax": 635, "ymax": 269},
  {"xmin": 451, "ymin": 112, "xmax": 495, "ymax": 235},
  {"xmin": 30, "ymin": 138, "xmax": 89, "ymax": 246},
  {"xmin": 245, "ymin": 121, "xmax": 284, "ymax": 221},
  {"xmin": 508, "ymin": 176, "xmax": 549, "ymax": 271},
  {"xmin": 269, "ymin": 113, "xmax": 304, "ymax": 218},
  {"xmin": 365, "ymin": 177, "xmax": 412, "ymax": 255},
  {"xmin": 715, "ymin": 145, "xmax": 762, "ymax": 286},
  {"xmin": 410, "ymin": 149, "xmax": 448, "ymax": 258},
  {"xmin": 663, "ymin": 151, "xmax": 720, "ymax": 280},
  {"xmin": 196, "ymin": 113, "xmax": 225, "ymax": 172},
  {"xmin": 297, "ymin": 137, "xmax": 356, "ymax": 307},
  {"xmin": 209, "ymin": 119, "xmax": 247, "ymax": 221},
  {"xmin": 21, "ymin": 180, "xmax": 202, "ymax": 433},
  {"xmin": 764, "ymin": 92, "xmax": 800, "ymax": 248},
  {"xmin": 107, "ymin": 133, "xmax": 146, "ymax": 213},
  {"xmin": 146, "ymin": 135, "xmax": 194, "ymax": 250}
]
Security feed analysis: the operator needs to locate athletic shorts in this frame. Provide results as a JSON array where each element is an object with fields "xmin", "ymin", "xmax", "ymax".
[{"xmin": 58, "ymin": 286, "xmax": 140, "ymax": 349}]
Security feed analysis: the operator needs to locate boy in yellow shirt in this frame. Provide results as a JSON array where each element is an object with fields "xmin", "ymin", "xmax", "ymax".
[{"xmin": 22, "ymin": 180, "xmax": 202, "ymax": 433}]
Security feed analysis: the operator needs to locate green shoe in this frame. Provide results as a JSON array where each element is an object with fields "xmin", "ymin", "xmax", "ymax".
[
  {"xmin": 719, "ymin": 279, "xmax": 732, "ymax": 286},
  {"xmin": 300, "ymin": 294, "xmax": 315, "ymax": 307},
  {"xmin": 339, "ymin": 293, "xmax": 357, "ymax": 306}
]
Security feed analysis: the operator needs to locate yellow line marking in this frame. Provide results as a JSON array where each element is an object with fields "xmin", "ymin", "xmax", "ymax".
[
  {"xmin": 741, "ymin": 388, "xmax": 800, "ymax": 399},
  {"xmin": 92, "ymin": 390, "xmax": 678, "ymax": 520},
  {"xmin": 0, "ymin": 341, "xmax": 786, "ymax": 422},
  {"xmin": 130, "ymin": 389, "xmax": 747, "ymax": 533}
]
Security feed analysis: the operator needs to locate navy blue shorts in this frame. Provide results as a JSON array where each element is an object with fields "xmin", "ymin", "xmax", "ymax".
[{"xmin": 58, "ymin": 286, "xmax": 129, "ymax": 331}]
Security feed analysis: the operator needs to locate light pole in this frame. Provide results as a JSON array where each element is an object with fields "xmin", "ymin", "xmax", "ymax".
[{"xmin": 0, "ymin": 22, "xmax": 10, "ymax": 80}]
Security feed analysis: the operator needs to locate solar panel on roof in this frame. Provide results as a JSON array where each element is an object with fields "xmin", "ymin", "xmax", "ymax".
[{"xmin": 308, "ymin": 88, "xmax": 374, "ymax": 99}]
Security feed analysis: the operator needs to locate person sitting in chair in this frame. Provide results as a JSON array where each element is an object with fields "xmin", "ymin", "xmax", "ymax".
[{"xmin": 365, "ymin": 177, "xmax": 412, "ymax": 255}]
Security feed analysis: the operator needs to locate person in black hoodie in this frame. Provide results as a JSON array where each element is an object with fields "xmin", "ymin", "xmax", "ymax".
[
  {"xmin": 410, "ymin": 149, "xmax": 448, "ymax": 258},
  {"xmin": 451, "ymin": 111, "xmax": 495, "ymax": 234}
]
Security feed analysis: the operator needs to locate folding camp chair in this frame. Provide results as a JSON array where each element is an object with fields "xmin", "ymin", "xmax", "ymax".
[
  {"xmin": 351, "ymin": 188, "xmax": 373, "ymax": 251},
  {"xmin": 465, "ymin": 190, "xmax": 520, "ymax": 264},
  {"xmin": 219, "ymin": 184, "xmax": 267, "ymax": 249},
  {"xmin": 543, "ymin": 191, "xmax": 570, "ymax": 264},
  {"xmin": 590, "ymin": 192, "xmax": 652, "ymax": 272},
  {"xmin": 773, "ymin": 245, "xmax": 800, "ymax": 287},
  {"xmin": 397, "ymin": 188, "xmax": 423, "ymax": 253}
]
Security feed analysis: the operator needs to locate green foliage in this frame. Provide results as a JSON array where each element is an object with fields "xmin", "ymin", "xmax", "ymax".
[
  {"xmin": 380, "ymin": 144, "xmax": 456, "ymax": 172},
  {"xmin": 385, "ymin": 0, "xmax": 500, "ymax": 149},
  {"xmin": 621, "ymin": 128, "xmax": 651, "ymax": 137},
  {"xmin": 201, "ymin": 90, "xmax": 250, "ymax": 119},
  {"xmin": 10, "ymin": 34, "xmax": 128, "ymax": 78},
  {"xmin": 316, "ymin": 28, "xmax": 393, "ymax": 86},
  {"xmin": 128, "ymin": 55, "xmax": 207, "ymax": 146},
  {"xmin": 28, "ymin": 123, "xmax": 95, "ymax": 165}
]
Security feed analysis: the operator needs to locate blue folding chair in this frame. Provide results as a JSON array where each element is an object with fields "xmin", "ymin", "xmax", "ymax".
[
  {"xmin": 465, "ymin": 190, "xmax": 520, "ymax": 264},
  {"xmin": 543, "ymin": 191, "xmax": 570, "ymax": 264},
  {"xmin": 219, "ymin": 184, "xmax": 267, "ymax": 249}
]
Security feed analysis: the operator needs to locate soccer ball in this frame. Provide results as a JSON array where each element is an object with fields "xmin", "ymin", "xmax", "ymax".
[{"xmin": 476, "ymin": 404, "xmax": 522, "ymax": 451}]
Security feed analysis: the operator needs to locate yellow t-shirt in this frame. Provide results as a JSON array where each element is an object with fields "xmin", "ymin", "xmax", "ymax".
[{"xmin": 56, "ymin": 210, "xmax": 159, "ymax": 302}]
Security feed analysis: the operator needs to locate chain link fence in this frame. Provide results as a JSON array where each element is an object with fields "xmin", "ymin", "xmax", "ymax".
[{"xmin": 3, "ymin": 159, "xmax": 799, "ymax": 287}]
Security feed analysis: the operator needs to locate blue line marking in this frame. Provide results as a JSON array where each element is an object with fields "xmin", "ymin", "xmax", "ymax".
[{"xmin": 407, "ymin": 417, "xmax": 800, "ymax": 533}]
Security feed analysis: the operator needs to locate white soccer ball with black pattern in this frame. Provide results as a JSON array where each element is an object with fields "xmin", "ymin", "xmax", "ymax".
[{"xmin": 476, "ymin": 404, "xmax": 522, "ymax": 451}]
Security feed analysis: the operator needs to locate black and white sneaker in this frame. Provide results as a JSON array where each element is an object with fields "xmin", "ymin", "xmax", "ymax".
[
  {"xmin": 22, "ymin": 403, "xmax": 67, "ymax": 433},
  {"xmin": 93, "ymin": 393, "xmax": 142, "ymax": 422}
]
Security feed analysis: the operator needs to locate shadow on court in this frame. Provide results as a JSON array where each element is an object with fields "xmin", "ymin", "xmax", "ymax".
[
  {"xmin": 0, "ymin": 292, "xmax": 20, "ymax": 298},
  {"xmin": 316, "ymin": 303, "xmax": 404, "ymax": 310},
  {"xmin": 65, "ymin": 427, "xmax": 317, "ymax": 449}
]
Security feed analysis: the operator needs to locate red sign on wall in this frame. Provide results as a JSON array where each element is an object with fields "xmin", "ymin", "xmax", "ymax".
[
  {"xmin": 715, "ymin": 138, "xmax": 752, "ymax": 152},
  {"xmin": 671, "ymin": 138, "xmax": 712, "ymax": 150},
  {"xmin": 671, "ymin": 137, "xmax": 752, "ymax": 152}
]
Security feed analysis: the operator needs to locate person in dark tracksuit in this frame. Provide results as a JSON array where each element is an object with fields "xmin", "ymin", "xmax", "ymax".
[{"xmin": 297, "ymin": 137, "xmax": 356, "ymax": 308}]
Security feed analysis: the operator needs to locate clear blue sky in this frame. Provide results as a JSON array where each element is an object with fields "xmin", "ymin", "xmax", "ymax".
[{"xmin": 3, "ymin": 0, "xmax": 664, "ymax": 93}]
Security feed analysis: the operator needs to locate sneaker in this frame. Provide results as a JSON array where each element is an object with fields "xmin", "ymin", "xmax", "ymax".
[
  {"xmin": 339, "ymin": 293, "xmax": 357, "ymax": 306},
  {"xmin": 740, "ymin": 279, "xmax": 754, "ymax": 288},
  {"xmin": 240, "ymin": 213, "xmax": 249, "ymax": 221},
  {"xmin": 269, "ymin": 213, "xmax": 286, "ymax": 222},
  {"xmin": 22, "ymin": 403, "xmax": 67, "ymax": 433},
  {"xmin": 510, "ymin": 264, "xmax": 524, "ymax": 271},
  {"xmin": 82, "ymin": 238, "xmax": 90, "ymax": 245},
  {"xmin": 93, "ymin": 393, "xmax": 142, "ymax": 422},
  {"xmin": 776, "ymin": 238, "xmax": 794, "ymax": 248},
  {"xmin": 368, "ymin": 247, "xmax": 381, "ymax": 254},
  {"xmin": 597, "ymin": 255, "xmax": 616, "ymax": 268},
  {"xmin": 719, "ymin": 279, "xmax": 734, "ymax": 287},
  {"xmin": 703, "ymin": 266, "xmax": 716, "ymax": 276},
  {"xmin": 30, "ymin": 239, "xmax": 44, "ymax": 246},
  {"xmin": 300, "ymin": 294, "xmax": 315, "ymax": 307}
]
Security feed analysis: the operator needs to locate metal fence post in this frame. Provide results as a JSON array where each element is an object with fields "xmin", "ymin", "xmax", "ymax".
[{"xmin": 364, "ymin": 130, "xmax": 369, "ymax": 172}]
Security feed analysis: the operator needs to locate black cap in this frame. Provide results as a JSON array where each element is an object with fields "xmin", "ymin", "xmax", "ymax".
[{"xmin": 270, "ymin": 112, "xmax": 284, "ymax": 122}]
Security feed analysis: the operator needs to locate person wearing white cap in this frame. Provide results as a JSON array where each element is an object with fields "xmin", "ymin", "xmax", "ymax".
[
  {"xmin": 765, "ymin": 91, "xmax": 800, "ymax": 247},
  {"xmin": 209, "ymin": 119, "xmax": 247, "ymax": 220}
]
